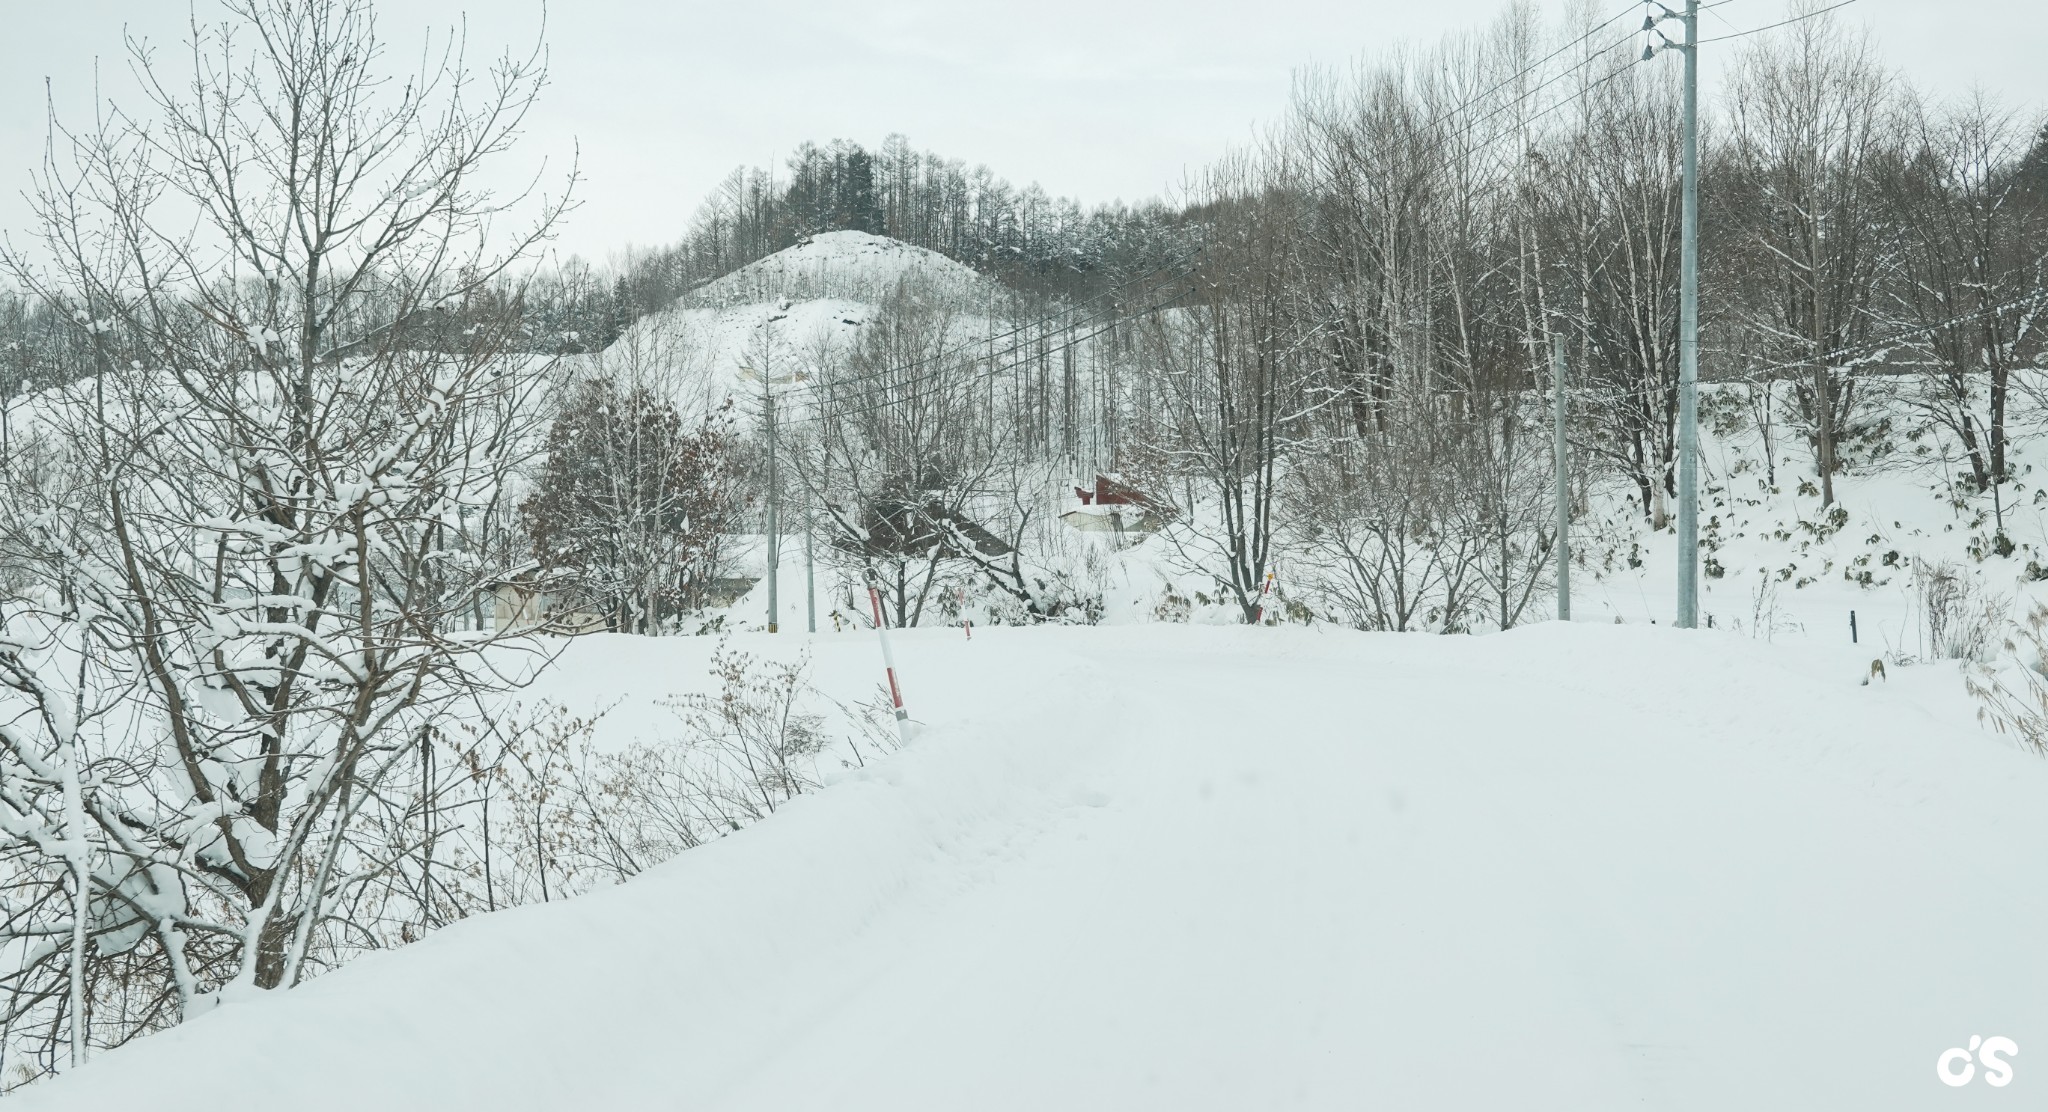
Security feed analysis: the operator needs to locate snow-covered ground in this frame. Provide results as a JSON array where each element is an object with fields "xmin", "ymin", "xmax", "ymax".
[
  {"xmin": 1567, "ymin": 377, "xmax": 2048, "ymax": 673},
  {"xmin": 19, "ymin": 622, "xmax": 2043, "ymax": 1110}
]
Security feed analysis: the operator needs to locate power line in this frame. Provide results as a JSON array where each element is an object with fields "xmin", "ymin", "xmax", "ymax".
[
  {"xmin": 799, "ymin": 3, "xmax": 1667, "ymax": 422},
  {"xmin": 1697, "ymin": 0, "xmax": 1861, "ymax": 43},
  {"xmin": 1744, "ymin": 294, "xmax": 2048, "ymax": 380},
  {"xmin": 786, "ymin": 2, "xmax": 1722, "ymax": 427},
  {"xmin": 1542, "ymin": 285, "xmax": 2048, "ymax": 413},
  {"xmin": 1426, "ymin": 3, "xmax": 1644, "ymax": 136},
  {"xmin": 805, "ymin": 263, "xmax": 1205, "ymax": 425},
  {"xmin": 1701, "ymin": 0, "xmax": 1749, "ymax": 36},
  {"xmin": 787, "ymin": 238, "xmax": 1213, "ymax": 404},
  {"xmin": 1431, "ymin": 25, "xmax": 1646, "ymax": 153},
  {"xmin": 792, "ymin": 250, "xmax": 1205, "ymax": 415},
  {"xmin": 1301, "ymin": 8, "xmax": 1649, "ymax": 194}
]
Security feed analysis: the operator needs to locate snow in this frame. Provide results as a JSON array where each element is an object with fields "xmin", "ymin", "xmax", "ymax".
[
  {"xmin": 685, "ymin": 230, "xmax": 994, "ymax": 311},
  {"xmin": 601, "ymin": 230, "xmax": 1008, "ymax": 405},
  {"xmin": 1569, "ymin": 377, "xmax": 2048, "ymax": 653},
  {"xmin": 18, "ymin": 622, "xmax": 2045, "ymax": 1109}
]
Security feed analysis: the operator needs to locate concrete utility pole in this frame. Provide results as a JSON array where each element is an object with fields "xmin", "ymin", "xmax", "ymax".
[
  {"xmin": 1552, "ymin": 331, "xmax": 1571, "ymax": 621},
  {"xmin": 805, "ymin": 513, "xmax": 816, "ymax": 634},
  {"xmin": 765, "ymin": 382, "xmax": 779, "ymax": 633},
  {"xmin": 761, "ymin": 318, "xmax": 781, "ymax": 633},
  {"xmin": 1674, "ymin": 0, "xmax": 1702, "ymax": 629}
]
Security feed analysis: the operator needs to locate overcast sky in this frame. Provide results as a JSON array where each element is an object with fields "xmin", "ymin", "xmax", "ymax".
[{"xmin": 4, "ymin": 0, "xmax": 2043, "ymax": 264}]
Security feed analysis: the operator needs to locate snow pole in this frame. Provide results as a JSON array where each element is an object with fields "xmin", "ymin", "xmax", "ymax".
[
  {"xmin": 1252, "ymin": 570, "xmax": 1276, "ymax": 625},
  {"xmin": 866, "ymin": 567, "xmax": 912, "ymax": 744}
]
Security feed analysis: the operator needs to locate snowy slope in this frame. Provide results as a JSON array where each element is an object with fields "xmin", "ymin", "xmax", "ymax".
[
  {"xmin": 1572, "ymin": 376, "xmax": 2048, "ymax": 658},
  {"xmin": 605, "ymin": 231, "xmax": 1005, "ymax": 404},
  {"xmin": 18, "ymin": 623, "xmax": 2044, "ymax": 1110},
  {"xmin": 682, "ymin": 230, "xmax": 995, "ymax": 312}
]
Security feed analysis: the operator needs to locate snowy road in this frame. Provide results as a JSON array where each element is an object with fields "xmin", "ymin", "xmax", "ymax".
[{"xmin": 21, "ymin": 624, "xmax": 2045, "ymax": 1109}]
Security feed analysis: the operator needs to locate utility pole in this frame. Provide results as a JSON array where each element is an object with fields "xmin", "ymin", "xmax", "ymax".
[
  {"xmin": 1674, "ymin": 0, "xmax": 1701, "ymax": 629},
  {"xmin": 805, "ymin": 510, "xmax": 816, "ymax": 634},
  {"xmin": 1650, "ymin": 0, "xmax": 1702, "ymax": 628},
  {"xmin": 761, "ymin": 318, "xmax": 781, "ymax": 633},
  {"xmin": 1552, "ymin": 331, "xmax": 1571, "ymax": 621},
  {"xmin": 764, "ymin": 382, "xmax": 779, "ymax": 633}
]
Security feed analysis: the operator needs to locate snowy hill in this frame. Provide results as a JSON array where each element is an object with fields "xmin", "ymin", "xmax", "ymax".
[
  {"xmin": 683, "ymin": 230, "xmax": 995, "ymax": 311},
  {"xmin": 18, "ymin": 623, "xmax": 2042, "ymax": 1111},
  {"xmin": 591, "ymin": 231, "xmax": 1006, "ymax": 406}
]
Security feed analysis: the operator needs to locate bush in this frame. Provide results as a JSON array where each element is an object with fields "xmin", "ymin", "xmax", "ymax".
[
  {"xmin": 1915, "ymin": 560, "xmax": 2007, "ymax": 663},
  {"xmin": 1967, "ymin": 604, "xmax": 2048, "ymax": 756}
]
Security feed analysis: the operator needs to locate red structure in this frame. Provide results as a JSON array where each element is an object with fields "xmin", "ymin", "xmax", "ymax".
[{"xmin": 1073, "ymin": 475, "xmax": 1158, "ymax": 509}]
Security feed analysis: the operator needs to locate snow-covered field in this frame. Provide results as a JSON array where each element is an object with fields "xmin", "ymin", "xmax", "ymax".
[{"xmin": 17, "ymin": 622, "xmax": 2042, "ymax": 1110}]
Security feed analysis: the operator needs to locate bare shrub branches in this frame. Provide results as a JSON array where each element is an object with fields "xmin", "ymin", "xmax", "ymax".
[{"xmin": 0, "ymin": 0, "xmax": 570, "ymax": 1074}]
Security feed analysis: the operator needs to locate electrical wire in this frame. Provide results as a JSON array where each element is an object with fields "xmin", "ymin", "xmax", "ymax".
[
  {"xmin": 802, "ymin": 263, "xmax": 1206, "ymax": 424},
  {"xmin": 1698, "ymin": 0, "xmax": 1861, "ymax": 44},
  {"xmin": 784, "ymin": 0, "xmax": 1740, "ymax": 424},
  {"xmin": 810, "ymin": 3, "xmax": 1656, "ymax": 412},
  {"xmin": 1547, "ymin": 286, "xmax": 2048, "ymax": 412},
  {"xmin": 814, "ymin": 5, "xmax": 1658, "ymax": 417},
  {"xmin": 768, "ymin": 237, "xmax": 1213, "ymax": 404}
]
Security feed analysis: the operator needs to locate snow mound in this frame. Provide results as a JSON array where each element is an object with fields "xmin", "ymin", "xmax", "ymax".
[{"xmin": 18, "ymin": 623, "xmax": 2044, "ymax": 1111}]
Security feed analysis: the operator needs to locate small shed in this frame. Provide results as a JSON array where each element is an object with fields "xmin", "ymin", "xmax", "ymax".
[
  {"xmin": 486, "ymin": 567, "xmax": 608, "ymax": 635},
  {"xmin": 1062, "ymin": 475, "xmax": 1169, "ymax": 536}
]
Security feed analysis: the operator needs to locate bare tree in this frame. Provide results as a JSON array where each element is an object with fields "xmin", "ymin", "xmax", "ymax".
[
  {"xmin": 793, "ymin": 278, "xmax": 1014, "ymax": 626},
  {"xmin": 1132, "ymin": 156, "xmax": 1318, "ymax": 623},
  {"xmin": 1885, "ymin": 94, "xmax": 2048, "ymax": 500},
  {"xmin": 1285, "ymin": 404, "xmax": 1478, "ymax": 631},
  {"xmin": 1721, "ymin": 11, "xmax": 1900, "ymax": 505},
  {"xmin": 1544, "ymin": 54, "xmax": 1687, "ymax": 525},
  {"xmin": 0, "ymin": 0, "xmax": 568, "ymax": 1070}
]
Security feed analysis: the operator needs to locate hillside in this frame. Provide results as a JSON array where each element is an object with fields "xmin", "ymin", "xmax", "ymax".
[
  {"xmin": 16, "ymin": 623, "xmax": 2040, "ymax": 1111},
  {"xmin": 1556, "ymin": 376, "xmax": 2048, "ymax": 660},
  {"xmin": 682, "ymin": 230, "xmax": 997, "ymax": 311},
  {"xmin": 590, "ymin": 231, "xmax": 1008, "ymax": 404}
]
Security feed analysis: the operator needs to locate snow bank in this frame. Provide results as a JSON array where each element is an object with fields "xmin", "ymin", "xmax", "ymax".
[{"xmin": 19, "ymin": 623, "xmax": 2043, "ymax": 1109}]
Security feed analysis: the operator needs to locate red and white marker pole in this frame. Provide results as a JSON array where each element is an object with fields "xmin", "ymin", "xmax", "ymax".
[
  {"xmin": 867, "ymin": 569, "xmax": 912, "ymax": 744},
  {"xmin": 1252, "ymin": 570, "xmax": 1276, "ymax": 625}
]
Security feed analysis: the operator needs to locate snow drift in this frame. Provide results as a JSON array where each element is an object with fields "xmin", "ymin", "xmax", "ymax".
[{"xmin": 15, "ymin": 623, "xmax": 2043, "ymax": 1110}]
